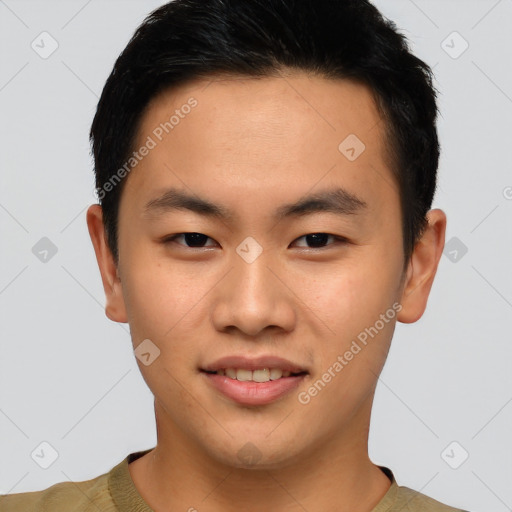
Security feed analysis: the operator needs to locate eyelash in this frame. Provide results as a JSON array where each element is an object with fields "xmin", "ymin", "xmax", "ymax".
[{"xmin": 162, "ymin": 232, "xmax": 348, "ymax": 250}]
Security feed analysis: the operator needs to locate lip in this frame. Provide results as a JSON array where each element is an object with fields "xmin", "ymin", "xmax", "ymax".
[
  {"xmin": 202, "ymin": 372, "xmax": 307, "ymax": 406},
  {"xmin": 201, "ymin": 355, "xmax": 308, "ymax": 373},
  {"xmin": 200, "ymin": 355, "xmax": 309, "ymax": 406}
]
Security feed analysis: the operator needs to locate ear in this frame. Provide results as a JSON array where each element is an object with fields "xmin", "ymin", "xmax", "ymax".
[
  {"xmin": 397, "ymin": 208, "xmax": 447, "ymax": 324},
  {"xmin": 86, "ymin": 204, "xmax": 128, "ymax": 323}
]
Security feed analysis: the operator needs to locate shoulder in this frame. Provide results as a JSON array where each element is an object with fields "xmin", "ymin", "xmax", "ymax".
[
  {"xmin": 376, "ymin": 466, "xmax": 469, "ymax": 512},
  {"xmin": 0, "ymin": 470, "xmax": 114, "ymax": 512},
  {"xmin": 394, "ymin": 484, "xmax": 470, "ymax": 512}
]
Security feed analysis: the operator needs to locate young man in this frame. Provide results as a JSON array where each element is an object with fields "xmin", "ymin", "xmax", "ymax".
[{"xmin": 1, "ymin": 0, "xmax": 469, "ymax": 510}]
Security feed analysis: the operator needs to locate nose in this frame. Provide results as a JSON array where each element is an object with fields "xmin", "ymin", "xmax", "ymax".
[{"xmin": 211, "ymin": 246, "xmax": 297, "ymax": 338}]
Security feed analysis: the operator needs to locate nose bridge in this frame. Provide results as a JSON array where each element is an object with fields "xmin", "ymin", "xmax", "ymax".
[
  {"xmin": 235, "ymin": 244, "xmax": 273, "ymax": 300},
  {"xmin": 212, "ymin": 239, "xmax": 296, "ymax": 336}
]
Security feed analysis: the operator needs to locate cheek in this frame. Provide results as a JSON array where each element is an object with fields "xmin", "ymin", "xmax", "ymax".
[
  {"xmin": 300, "ymin": 250, "xmax": 402, "ymax": 371},
  {"xmin": 301, "ymin": 256, "xmax": 400, "ymax": 328},
  {"xmin": 120, "ymin": 261, "xmax": 207, "ymax": 387},
  {"xmin": 119, "ymin": 248, "xmax": 206, "ymax": 343},
  {"xmin": 305, "ymin": 268, "xmax": 399, "ymax": 406}
]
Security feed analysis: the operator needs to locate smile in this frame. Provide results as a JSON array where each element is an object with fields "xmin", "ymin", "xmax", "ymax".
[{"xmin": 204, "ymin": 367, "xmax": 306, "ymax": 382}]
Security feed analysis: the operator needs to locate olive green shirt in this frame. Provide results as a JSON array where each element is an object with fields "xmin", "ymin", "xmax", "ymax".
[{"xmin": 0, "ymin": 449, "xmax": 468, "ymax": 511}]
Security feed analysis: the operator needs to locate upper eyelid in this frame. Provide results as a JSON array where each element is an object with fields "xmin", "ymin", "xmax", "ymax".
[{"xmin": 165, "ymin": 232, "xmax": 346, "ymax": 247}]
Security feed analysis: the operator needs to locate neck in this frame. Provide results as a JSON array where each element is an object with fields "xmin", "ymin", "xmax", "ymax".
[{"xmin": 129, "ymin": 399, "xmax": 391, "ymax": 512}]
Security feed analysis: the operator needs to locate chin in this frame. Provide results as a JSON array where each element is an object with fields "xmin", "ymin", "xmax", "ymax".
[{"xmin": 205, "ymin": 437, "xmax": 303, "ymax": 471}]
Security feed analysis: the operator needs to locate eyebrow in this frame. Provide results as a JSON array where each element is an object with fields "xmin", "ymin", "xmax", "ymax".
[{"xmin": 143, "ymin": 186, "xmax": 368, "ymax": 222}]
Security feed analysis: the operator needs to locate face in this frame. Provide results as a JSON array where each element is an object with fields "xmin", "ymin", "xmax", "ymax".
[{"xmin": 88, "ymin": 71, "xmax": 445, "ymax": 470}]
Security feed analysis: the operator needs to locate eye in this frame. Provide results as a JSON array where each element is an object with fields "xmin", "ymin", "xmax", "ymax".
[
  {"xmin": 292, "ymin": 233, "xmax": 347, "ymax": 249},
  {"xmin": 162, "ymin": 232, "xmax": 347, "ymax": 250},
  {"xmin": 163, "ymin": 232, "xmax": 217, "ymax": 248}
]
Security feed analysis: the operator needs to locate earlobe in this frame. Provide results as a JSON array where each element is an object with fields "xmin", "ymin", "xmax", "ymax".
[
  {"xmin": 86, "ymin": 204, "xmax": 128, "ymax": 323},
  {"xmin": 397, "ymin": 208, "xmax": 447, "ymax": 324}
]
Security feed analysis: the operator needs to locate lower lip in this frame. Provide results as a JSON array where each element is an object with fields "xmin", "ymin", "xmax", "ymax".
[{"xmin": 202, "ymin": 371, "xmax": 306, "ymax": 406}]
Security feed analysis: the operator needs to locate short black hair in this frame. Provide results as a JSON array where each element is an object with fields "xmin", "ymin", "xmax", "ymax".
[{"xmin": 90, "ymin": 0, "xmax": 440, "ymax": 268}]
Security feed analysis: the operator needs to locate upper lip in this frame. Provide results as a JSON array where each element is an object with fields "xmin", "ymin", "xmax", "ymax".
[{"xmin": 201, "ymin": 355, "xmax": 308, "ymax": 374}]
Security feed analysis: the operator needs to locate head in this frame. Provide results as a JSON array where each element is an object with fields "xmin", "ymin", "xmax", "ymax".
[{"xmin": 87, "ymin": 0, "xmax": 446, "ymax": 470}]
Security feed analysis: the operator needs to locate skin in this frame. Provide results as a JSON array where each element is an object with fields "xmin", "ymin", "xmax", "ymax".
[{"xmin": 87, "ymin": 71, "xmax": 446, "ymax": 511}]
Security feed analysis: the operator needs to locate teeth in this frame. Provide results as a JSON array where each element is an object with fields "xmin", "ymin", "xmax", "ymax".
[
  {"xmin": 225, "ymin": 368, "xmax": 237, "ymax": 379},
  {"xmin": 236, "ymin": 369, "xmax": 252, "ymax": 382},
  {"xmin": 253, "ymin": 368, "xmax": 270, "ymax": 382},
  {"xmin": 269, "ymin": 368, "xmax": 283, "ymax": 380},
  {"xmin": 214, "ymin": 368, "xmax": 297, "ymax": 382}
]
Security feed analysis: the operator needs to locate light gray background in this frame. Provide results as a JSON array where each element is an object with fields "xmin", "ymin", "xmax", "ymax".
[{"xmin": 0, "ymin": 1, "xmax": 511, "ymax": 511}]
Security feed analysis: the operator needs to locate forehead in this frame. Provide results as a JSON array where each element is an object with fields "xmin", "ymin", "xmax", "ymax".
[{"xmin": 124, "ymin": 72, "xmax": 398, "ymax": 222}]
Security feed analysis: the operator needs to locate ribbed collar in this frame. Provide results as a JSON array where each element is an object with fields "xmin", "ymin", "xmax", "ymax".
[
  {"xmin": 109, "ymin": 450, "xmax": 398, "ymax": 512},
  {"xmin": 109, "ymin": 449, "xmax": 154, "ymax": 512}
]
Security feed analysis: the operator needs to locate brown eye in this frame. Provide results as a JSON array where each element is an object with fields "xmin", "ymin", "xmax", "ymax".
[
  {"xmin": 164, "ymin": 232, "xmax": 217, "ymax": 248},
  {"xmin": 292, "ymin": 233, "xmax": 346, "ymax": 249}
]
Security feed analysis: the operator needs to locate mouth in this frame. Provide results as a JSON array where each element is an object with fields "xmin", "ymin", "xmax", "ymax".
[
  {"xmin": 200, "ymin": 356, "xmax": 309, "ymax": 406},
  {"xmin": 201, "ymin": 367, "xmax": 308, "ymax": 382}
]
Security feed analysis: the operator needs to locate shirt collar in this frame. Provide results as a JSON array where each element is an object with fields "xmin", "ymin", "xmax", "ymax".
[{"xmin": 109, "ymin": 450, "xmax": 398, "ymax": 512}]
